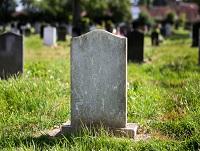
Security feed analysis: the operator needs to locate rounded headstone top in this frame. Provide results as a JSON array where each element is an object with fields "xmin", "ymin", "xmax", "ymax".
[
  {"xmin": 73, "ymin": 29, "xmax": 126, "ymax": 39},
  {"xmin": 0, "ymin": 32, "xmax": 22, "ymax": 37}
]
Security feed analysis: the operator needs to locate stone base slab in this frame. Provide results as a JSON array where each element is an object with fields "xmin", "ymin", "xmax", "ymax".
[{"xmin": 47, "ymin": 122, "xmax": 139, "ymax": 139}]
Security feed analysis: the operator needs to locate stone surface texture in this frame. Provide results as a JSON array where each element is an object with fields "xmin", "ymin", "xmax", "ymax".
[
  {"xmin": 47, "ymin": 30, "xmax": 139, "ymax": 139},
  {"xmin": 0, "ymin": 32, "xmax": 23, "ymax": 79},
  {"xmin": 71, "ymin": 29, "xmax": 127, "ymax": 128},
  {"xmin": 43, "ymin": 26, "xmax": 57, "ymax": 46}
]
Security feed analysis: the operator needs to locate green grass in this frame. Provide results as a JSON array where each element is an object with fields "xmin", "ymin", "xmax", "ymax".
[{"xmin": 0, "ymin": 29, "xmax": 200, "ymax": 150}]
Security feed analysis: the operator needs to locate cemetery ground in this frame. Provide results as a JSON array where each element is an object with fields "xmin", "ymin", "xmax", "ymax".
[{"xmin": 0, "ymin": 29, "xmax": 200, "ymax": 151}]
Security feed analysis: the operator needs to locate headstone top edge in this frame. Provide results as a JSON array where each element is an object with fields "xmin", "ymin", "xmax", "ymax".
[
  {"xmin": 73, "ymin": 29, "xmax": 126, "ymax": 40},
  {"xmin": 0, "ymin": 32, "xmax": 22, "ymax": 37}
]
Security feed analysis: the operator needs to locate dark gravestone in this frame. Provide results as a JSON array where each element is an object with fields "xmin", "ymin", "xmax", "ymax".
[
  {"xmin": 151, "ymin": 31, "xmax": 159, "ymax": 46},
  {"xmin": 192, "ymin": 22, "xmax": 200, "ymax": 47},
  {"xmin": 199, "ymin": 29, "xmax": 200, "ymax": 65},
  {"xmin": 127, "ymin": 30, "xmax": 144, "ymax": 63},
  {"xmin": 0, "ymin": 32, "xmax": 23, "ymax": 79},
  {"xmin": 21, "ymin": 28, "xmax": 31, "ymax": 37},
  {"xmin": 57, "ymin": 26, "xmax": 66, "ymax": 41},
  {"xmin": 40, "ymin": 25, "xmax": 46, "ymax": 38}
]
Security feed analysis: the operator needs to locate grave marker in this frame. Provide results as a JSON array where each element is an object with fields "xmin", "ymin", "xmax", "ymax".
[
  {"xmin": 127, "ymin": 30, "xmax": 144, "ymax": 63},
  {"xmin": 43, "ymin": 26, "xmax": 57, "ymax": 46},
  {"xmin": 48, "ymin": 29, "xmax": 138, "ymax": 138},
  {"xmin": 151, "ymin": 31, "xmax": 159, "ymax": 46},
  {"xmin": 192, "ymin": 22, "xmax": 200, "ymax": 47},
  {"xmin": 0, "ymin": 32, "xmax": 23, "ymax": 79},
  {"xmin": 57, "ymin": 26, "xmax": 67, "ymax": 41},
  {"xmin": 199, "ymin": 29, "xmax": 200, "ymax": 65}
]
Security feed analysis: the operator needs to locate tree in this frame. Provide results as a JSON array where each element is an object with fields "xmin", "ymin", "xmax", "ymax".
[
  {"xmin": 21, "ymin": 0, "xmax": 73, "ymax": 22},
  {"xmin": 108, "ymin": 0, "xmax": 132, "ymax": 23},
  {"xmin": 83, "ymin": 0, "xmax": 131, "ymax": 23},
  {"xmin": 0, "ymin": 0, "xmax": 17, "ymax": 23},
  {"xmin": 183, "ymin": 0, "xmax": 200, "ymax": 6}
]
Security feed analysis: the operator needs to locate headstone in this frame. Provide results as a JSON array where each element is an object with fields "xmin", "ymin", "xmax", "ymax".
[
  {"xmin": 151, "ymin": 31, "xmax": 159, "ymax": 46},
  {"xmin": 127, "ymin": 30, "xmax": 144, "ymax": 63},
  {"xmin": 43, "ymin": 26, "xmax": 57, "ymax": 46},
  {"xmin": 34, "ymin": 22, "xmax": 41, "ymax": 34},
  {"xmin": 20, "ymin": 27, "xmax": 31, "ymax": 36},
  {"xmin": 40, "ymin": 24, "xmax": 46, "ymax": 38},
  {"xmin": 57, "ymin": 26, "xmax": 67, "ymax": 41},
  {"xmin": 48, "ymin": 29, "xmax": 138, "ymax": 138},
  {"xmin": 165, "ymin": 23, "xmax": 172, "ymax": 37},
  {"xmin": 199, "ymin": 29, "xmax": 200, "ymax": 65},
  {"xmin": 192, "ymin": 22, "xmax": 200, "ymax": 47},
  {"xmin": 0, "ymin": 32, "xmax": 23, "ymax": 79},
  {"xmin": 160, "ymin": 25, "xmax": 166, "ymax": 37}
]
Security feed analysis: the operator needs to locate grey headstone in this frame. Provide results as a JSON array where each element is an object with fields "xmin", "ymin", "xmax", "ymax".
[
  {"xmin": 71, "ymin": 29, "xmax": 127, "ymax": 128},
  {"xmin": 0, "ymin": 32, "xmax": 23, "ymax": 79}
]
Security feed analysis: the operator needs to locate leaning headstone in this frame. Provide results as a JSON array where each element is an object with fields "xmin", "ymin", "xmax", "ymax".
[
  {"xmin": 43, "ymin": 26, "xmax": 57, "ymax": 46},
  {"xmin": 192, "ymin": 22, "xmax": 200, "ymax": 47},
  {"xmin": 0, "ymin": 32, "xmax": 23, "ymax": 79},
  {"xmin": 57, "ymin": 26, "xmax": 67, "ymax": 41},
  {"xmin": 48, "ymin": 29, "xmax": 138, "ymax": 138},
  {"xmin": 151, "ymin": 31, "xmax": 159, "ymax": 46},
  {"xmin": 127, "ymin": 30, "xmax": 144, "ymax": 63}
]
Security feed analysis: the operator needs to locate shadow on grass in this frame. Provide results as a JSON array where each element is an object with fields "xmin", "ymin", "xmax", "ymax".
[
  {"xmin": 22, "ymin": 134, "xmax": 73, "ymax": 148},
  {"xmin": 0, "ymin": 133, "xmax": 74, "ymax": 150}
]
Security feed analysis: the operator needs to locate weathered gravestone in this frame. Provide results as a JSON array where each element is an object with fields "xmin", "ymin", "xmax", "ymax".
[
  {"xmin": 127, "ymin": 30, "xmax": 144, "ymax": 63},
  {"xmin": 0, "ymin": 32, "xmax": 23, "ymax": 79},
  {"xmin": 192, "ymin": 22, "xmax": 200, "ymax": 47},
  {"xmin": 48, "ymin": 29, "xmax": 138, "ymax": 138},
  {"xmin": 57, "ymin": 26, "xmax": 67, "ymax": 41},
  {"xmin": 151, "ymin": 31, "xmax": 159, "ymax": 46},
  {"xmin": 43, "ymin": 26, "xmax": 57, "ymax": 46}
]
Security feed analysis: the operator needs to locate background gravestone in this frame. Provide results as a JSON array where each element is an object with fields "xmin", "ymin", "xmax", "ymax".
[
  {"xmin": 40, "ymin": 24, "xmax": 46, "ymax": 38},
  {"xmin": 43, "ymin": 26, "xmax": 57, "ymax": 46},
  {"xmin": 192, "ymin": 22, "xmax": 200, "ymax": 47},
  {"xmin": 127, "ymin": 30, "xmax": 144, "ymax": 63},
  {"xmin": 57, "ymin": 26, "xmax": 67, "ymax": 41},
  {"xmin": 151, "ymin": 31, "xmax": 159, "ymax": 46},
  {"xmin": 199, "ymin": 29, "xmax": 200, "ymax": 65},
  {"xmin": 0, "ymin": 32, "xmax": 23, "ymax": 79},
  {"xmin": 71, "ymin": 30, "xmax": 127, "ymax": 128}
]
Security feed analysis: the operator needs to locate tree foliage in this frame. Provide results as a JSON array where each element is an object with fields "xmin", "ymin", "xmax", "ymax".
[
  {"xmin": 183, "ymin": 0, "xmax": 200, "ymax": 6},
  {"xmin": 0, "ymin": 0, "xmax": 17, "ymax": 22},
  {"xmin": 20, "ymin": 0, "xmax": 131, "ymax": 23}
]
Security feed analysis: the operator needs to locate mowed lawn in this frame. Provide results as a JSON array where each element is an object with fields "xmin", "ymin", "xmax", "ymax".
[{"xmin": 0, "ymin": 29, "xmax": 200, "ymax": 150}]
